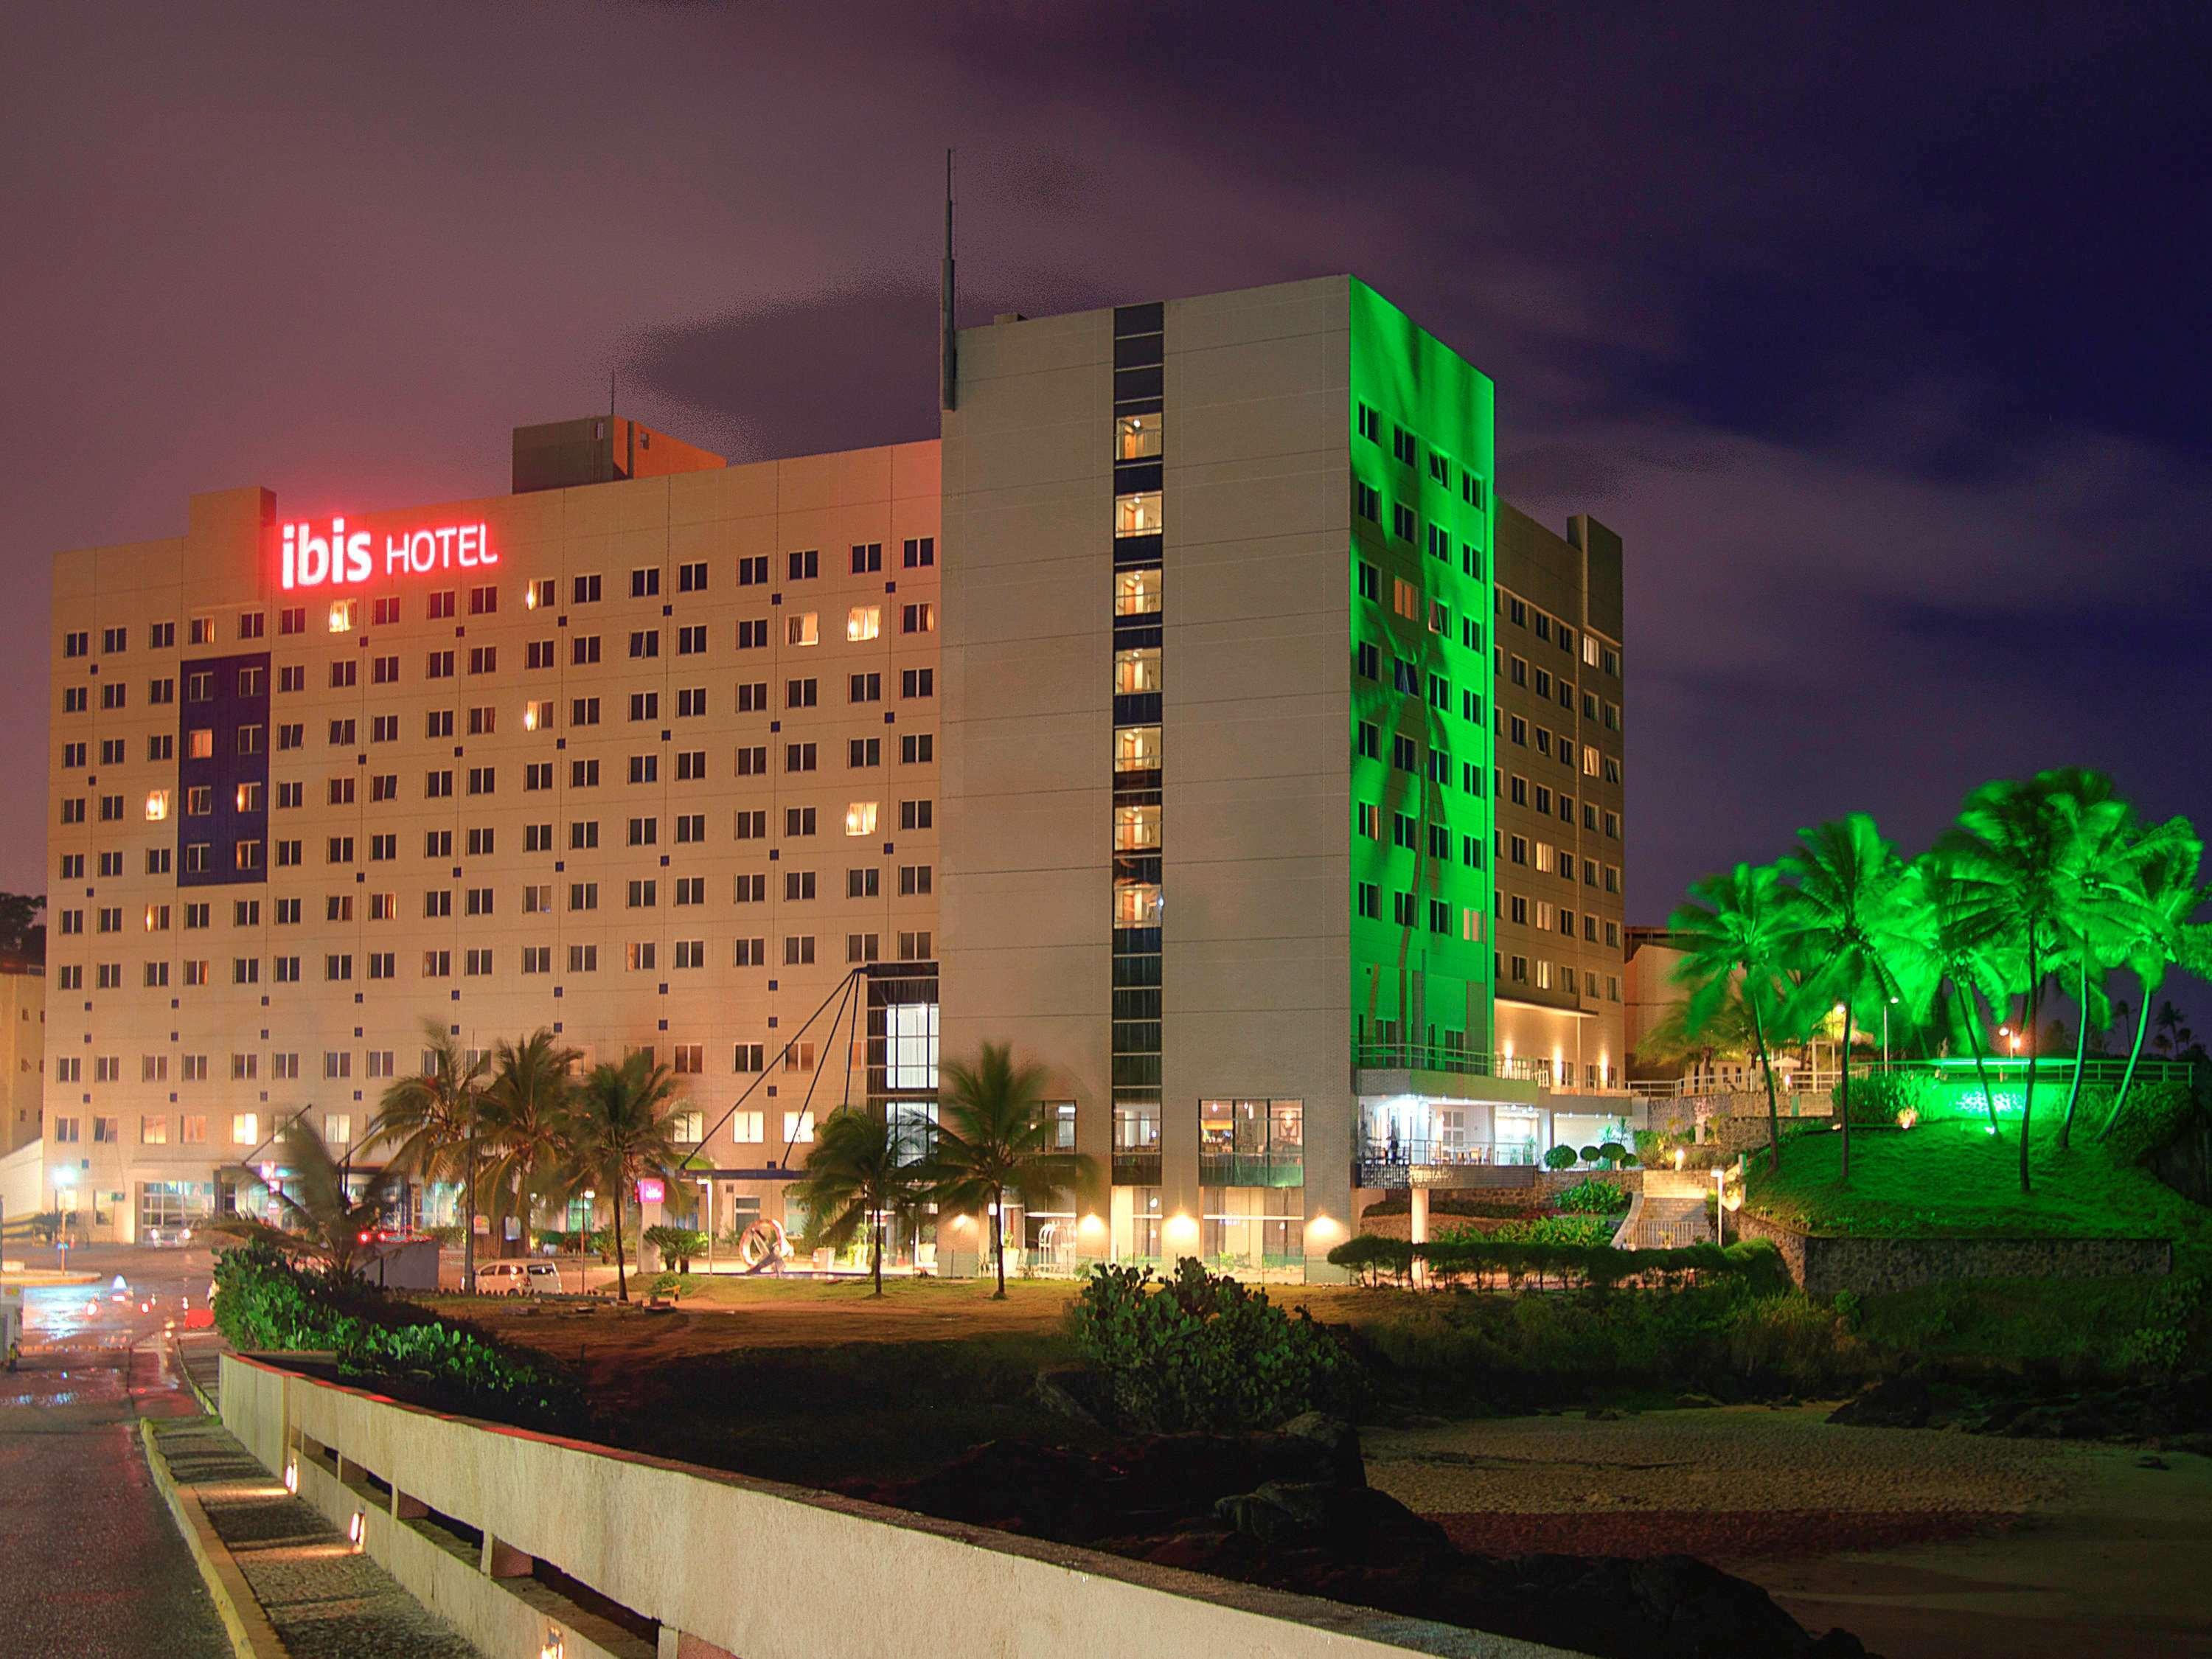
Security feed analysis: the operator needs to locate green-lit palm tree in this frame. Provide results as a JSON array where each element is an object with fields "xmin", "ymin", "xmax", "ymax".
[
  {"xmin": 791, "ymin": 1107, "xmax": 932, "ymax": 1296},
  {"xmin": 929, "ymin": 1043, "xmax": 1093, "ymax": 1298},
  {"xmin": 209, "ymin": 1119, "xmax": 407, "ymax": 1279},
  {"xmin": 1632, "ymin": 987, "xmax": 1759, "ymax": 1081},
  {"xmin": 1907, "ymin": 853, "xmax": 2010, "ymax": 1137},
  {"xmin": 1941, "ymin": 771, "xmax": 2129, "ymax": 1192},
  {"xmin": 1779, "ymin": 815, "xmax": 1923, "ymax": 1186},
  {"xmin": 368, "ymin": 1024, "xmax": 493, "ymax": 1283},
  {"xmin": 1666, "ymin": 863, "xmax": 1798, "ymax": 1172},
  {"xmin": 480, "ymin": 1029, "xmax": 583, "ymax": 1251},
  {"xmin": 2096, "ymin": 839, "xmax": 2211, "ymax": 1141},
  {"xmin": 564, "ymin": 1052, "xmax": 688, "ymax": 1303}
]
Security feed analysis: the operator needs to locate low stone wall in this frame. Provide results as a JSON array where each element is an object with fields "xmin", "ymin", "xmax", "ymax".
[
  {"xmin": 1534, "ymin": 1168, "xmax": 1641, "ymax": 1198},
  {"xmin": 1730, "ymin": 1211, "xmax": 2172, "ymax": 1297}
]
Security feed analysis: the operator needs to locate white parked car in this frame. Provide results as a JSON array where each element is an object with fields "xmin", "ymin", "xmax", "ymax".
[{"xmin": 473, "ymin": 1260, "xmax": 563, "ymax": 1296}]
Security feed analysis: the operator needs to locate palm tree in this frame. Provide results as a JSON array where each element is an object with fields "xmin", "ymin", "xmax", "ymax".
[
  {"xmin": 1778, "ymin": 815, "xmax": 1922, "ymax": 1186},
  {"xmin": 208, "ymin": 1119, "xmax": 407, "ymax": 1279},
  {"xmin": 1907, "ymin": 854, "xmax": 2009, "ymax": 1137},
  {"xmin": 480, "ymin": 1029, "xmax": 583, "ymax": 1249},
  {"xmin": 2095, "ymin": 838, "xmax": 2209, "ymax": 1141},
  {"xmin": 565, "ymin": 1052, "xmax": 689, "ymax": 1302},
  {"xmin": 2153, "ymin": 1000, "xmax": 2194, "ymax": 1058},
  {"xmin": 368, "ymin": 1024, "xmax": 492, "ymax": 1283},
  {"xmin": 1941, "ymin": 771, "xmax": 2126, "ymax": 1192},
  {"xmin": 1632, "ymin": 988, "xmax": 1759, "ymax": 1082},
  {"xmin": 929, "ymin": 1043, "xmax": 1093, "ymax": 1298},
  {"xmin": 1666, "ymin": 863, "xmax": 1798, "ymax": 1172},
  {"xmin": 791, "ymin": 1108, "xmax": 932, "ymax": 1296}
]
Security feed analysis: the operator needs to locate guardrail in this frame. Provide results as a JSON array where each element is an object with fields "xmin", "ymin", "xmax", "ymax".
[
  {"xmin": 1351, "ymin": 1043, "xmax": 1553, "ymax": 1082},
  {"xmin": 1628, "ymin": 1057, "xmax": 2196, "ymax": 1101},
  {"xmin": 220, "ymin": 1354, "xmax": 1542, "ymax": 1659}
]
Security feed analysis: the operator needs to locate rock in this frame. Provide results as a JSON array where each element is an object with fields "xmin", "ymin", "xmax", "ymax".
[
  {"xmin": 1277, "ymin": 1411, "xmax": 1366, "ymax": 1488},
  {"xmin": 1585, "ymin": 1406, "xmax": 1624, "ymax": 1421},
  {"xmin": 1213, "ymin": 1480, "xmax": 1450, "ymax": 1563},
  {"xmin": 2138, "ymin": 1453, "xmax": 2170, "ymax": 1470},
  {"xmin": 1829, "ymin": 1374, "xmax": 1932, "ymax": 1430},
  {"xmin": 1674, "ymin": 1391, "xmax": 1723, "ymax": 1409},
  {"xmin": 1032, "ymin": 1366, "xmax": 1106, "ymax": 1428}
]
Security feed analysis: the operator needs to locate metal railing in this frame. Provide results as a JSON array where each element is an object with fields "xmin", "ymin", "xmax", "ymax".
[
  {"xmin": 1630, "ymin": 1055, "xmax": 2197, "ymax": 1101},
  {"xmin": 1351, "ymin": 1043, "xmax": 1554, "ymax": 1082},
  {"xmin": 1356, "ymin": 1136, "xmax": 1541, "ymax": 1169}
]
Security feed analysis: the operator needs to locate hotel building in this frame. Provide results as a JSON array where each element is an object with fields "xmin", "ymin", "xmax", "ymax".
[{"xmin": 44, "ymin": 275, "xmax": 1630, "ymax": 1276}]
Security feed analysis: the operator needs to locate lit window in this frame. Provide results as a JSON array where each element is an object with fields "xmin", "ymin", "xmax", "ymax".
[
  {"xmin": 145, "ymin": 790, "xmax": 170, "ymax": 821},
  {"xmin": 523, "ymin": 700, "xmax": 553, "ymax": 731},
  {"xmin": 787, "ymin": 612, "xmax": 818, "ymax": 647},
  {"xmin": 844, "ymin": 801, "xmax": 878, "ymax": 837},
  {"xmin": 187, "ymin": 729, "xmax": 214, "ymax": 760},
  {"xmin": 1113, "ymin": 647, "xmax": 1162, "ymax": 695},
  {"xmin": 1113, "ymin": 804, "xmax": 1160, "ymax": 849},
  {"xmin": 1113, "ymin": 491, "xmax": 1163, "ymax": 538},
  {"xmin": 328, "ymin": 599, "xmax": 356, "ymax": 633},
  {"xmin": 1113, "ymin": 725, "xmax": 1161, "ymax": 773},
  {"xmin": 1113, "ymin": 568, "xmax": 1161, "ymax": 616},
  {"xmin": 846, "ymin": 605, "xmax": 880, "ymax": 642},
  {"xmin": 1115, "ymin": 412, "xmax": 1162, "ymax": 459},
  {"xmin": 1114, "ymin": 882, "xmax": 1164, "ymax": 926},
  {"xmin": 232, "ymin": 1113, "xmax": 259, "ymax": 1146}
]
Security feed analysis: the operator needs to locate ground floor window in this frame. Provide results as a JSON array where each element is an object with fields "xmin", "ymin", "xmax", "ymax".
[
  {"xmin": 138, "ymin": 1180, "xmax": 210, "ymax": 1232},
  {"xmin": 1200, "ymin": 1186, "xmax": 1304, "ymax": 1274}
]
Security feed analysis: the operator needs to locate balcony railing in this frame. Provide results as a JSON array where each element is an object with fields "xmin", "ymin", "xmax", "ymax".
[
  {"xmin": 1196, "ymin": 1152, "xmax": 1305, "ymax": 1189},
  {"xmin": 1111, "ymin": 1150, "xmax": 1162, "ymax": 1187},
  {"xmin": 1357, "ymin": 1137, "xmax": 1541, "ymax": 1169},
  {"xmin": 1351, "ymin": 1042, "xmax": 1552, "ymax": 1083},
  {"xmin": 1628, "ymin": 1055, "xmax": 2199, "ymax": 1101}
]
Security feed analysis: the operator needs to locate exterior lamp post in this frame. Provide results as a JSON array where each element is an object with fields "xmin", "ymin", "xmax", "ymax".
[
  {"xmin": 577, "ymin": 1189, "xmax": 596, "ymax": 1295},
  {"xmin": 1713, "ymin": 1166, "xmax": 1726, "ymax": 1248},
  {"xmin": 1882, "ymin": 995, "xmax": 1898, "ymax": 1068}
]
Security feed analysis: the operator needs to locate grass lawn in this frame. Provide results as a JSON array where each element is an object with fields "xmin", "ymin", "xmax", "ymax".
[{"xmin": 1743, "ymin": 1112, "xmax": 2210, "ymax": 1253}]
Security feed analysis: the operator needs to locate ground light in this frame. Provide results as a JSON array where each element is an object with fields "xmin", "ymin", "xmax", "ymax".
[
  {"xmin": 540, "ymin": 1630, "xmax": 564, "ymax": 1659},
  {"xmin": 347, "ymin": 1509, "xmax": 365, "ymax": 1551},
  {"xmin": 283, "ymin": 1454, "xmax": 298, "ymax": 1494}
]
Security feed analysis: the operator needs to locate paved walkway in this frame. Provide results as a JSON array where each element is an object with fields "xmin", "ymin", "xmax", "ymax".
[{"xmin": 150, "ymin": 1414, "xmax": 482, "ymax": 1659}]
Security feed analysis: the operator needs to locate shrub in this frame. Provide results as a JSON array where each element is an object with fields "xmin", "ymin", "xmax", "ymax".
[
  {"xmin": 642, "ymin": 1225, "xmax": 710, "ymax": 1271},
  {"xmin": 1596, "ymin": 1141, "xmax": 1628, "ymax": 1167},
  {"xmin": 1842, "ymin": 1070, "xmax": 1930, "ymax": 1126},
  {"xmin": 1554, "ymin": 1178, "xmax": 1632, "ymax": 1216},
  {"xmin": 1579, "ymin": 1144, "xmax": 1602, "ymax": 1165},
  {"xmin": 1067, "ymin": 1259, "xmax": 1366, "ymax": 1431},
  {"xmin": 1326, "ymin": 1232, "xmax": 1789, "ymax": 1297},
  {"xmin": 422, "ymin": 1224, "xmax": 466, "ymax": 1247},
  {"xmin": 2101, "ymin": 1080, "xmax": 2197, "ymax": 1168},
  {"xmin": 1543, "ymin": 1144, "xmax": 1580, "ymax": 1172},
  {"xmin": 211, "ymin": 1242, "xmax": 582, "ymax": 1428}
]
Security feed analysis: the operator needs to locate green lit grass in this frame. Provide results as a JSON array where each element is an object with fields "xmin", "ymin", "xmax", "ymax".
[{"xmin": 1744, "ymin": 1113, "xmax": 2210, "ymax": 1251}]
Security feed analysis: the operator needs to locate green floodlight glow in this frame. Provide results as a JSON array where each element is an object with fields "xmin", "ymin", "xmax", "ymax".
[{"xmin": 1347, "ymin": 279, "xmax": 1497, "ymax": 1057}]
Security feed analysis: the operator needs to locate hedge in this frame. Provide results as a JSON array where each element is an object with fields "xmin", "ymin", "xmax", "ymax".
[{"xmin": 1326, "ymin": 1232, "xmax": 1788, "ymax": 1294}]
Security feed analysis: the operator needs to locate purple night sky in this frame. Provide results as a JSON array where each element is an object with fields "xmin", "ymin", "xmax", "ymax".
[{"xmin": 8, "ymin": 3, "xmax": 2208, "ymax": 965}]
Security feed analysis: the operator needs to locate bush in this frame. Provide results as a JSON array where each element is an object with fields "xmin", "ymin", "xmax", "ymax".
[
  {"xmin": 2101, "ymin": 1080, "xmax": 2197, "ymax": 1168},
  {"xmin": 1841, "ymin": 1070, "xmax": 1930, "ymax": 1126},
  {"xmin": 1579, "ymin": 1144, "xmax": 1602, "ymax": 1165},
  {"xmin": 211, "ymin": 1242, "xmax": 582, "ymax": 1429},
  {"xmin": 1596, "ymin": 1141, "xmax": 1628, "ymax": 1167},
  {"xmin": 1543, "ymin": 1145, "xmax": 1580, "ymax": 1172},
  {"xmin": 1067, "ymin": 1259, "xmax": 1366, "ymax": 1431},
  {"xmin": 642, "ymin": 1225, "xmax": 710, "ymax": 1271},
  {"xmin": 1555, "ymin": 1178, "xmax": 1631, "ymax": 1216},
  {"xmin": 422, "ymin": 1224, "xmax": 466, "ymax": 1247},
  {"xmin": 1326, "ymin": 1232, "xmax": 1789, "ymax": 1297}
]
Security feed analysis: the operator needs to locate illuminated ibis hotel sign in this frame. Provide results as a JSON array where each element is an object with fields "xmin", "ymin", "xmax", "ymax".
[{"xmin": 279, "ymin": 516, "xmax": 498, "ymax": 591}]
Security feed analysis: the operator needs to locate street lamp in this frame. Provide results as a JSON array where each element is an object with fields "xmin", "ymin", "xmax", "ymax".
[{"xmin": 1883, "ymin": 995, "xmax": 1898, "ymax": 1067}]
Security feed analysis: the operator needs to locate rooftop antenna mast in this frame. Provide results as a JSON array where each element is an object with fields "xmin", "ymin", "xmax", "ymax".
[{"xmin": 939, "ymin": 148, "xmax": 957, "ymax": 413}]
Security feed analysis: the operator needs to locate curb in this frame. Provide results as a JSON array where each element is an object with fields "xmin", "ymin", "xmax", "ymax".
[
  {"xmin": 173, "ymin": 1333, "xmax": 222, "ymax": 1415},
  {"xmin": 139, "ymin": 1415, "xmax": 290, "ymax": 1659}
]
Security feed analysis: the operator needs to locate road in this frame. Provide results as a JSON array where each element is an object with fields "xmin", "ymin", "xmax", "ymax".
[{"xmin": 0, "ymin": 1245, "xmax": 232, "ymax": 1659}]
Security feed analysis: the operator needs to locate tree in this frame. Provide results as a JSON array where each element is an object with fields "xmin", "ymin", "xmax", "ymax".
[
  {"xmin": 0, "ymin": 891, "xmax": 44, "ymax": 962},
  {"xmin": 565, "ymin": 1052, "xmax": 689, "ymax": 1302},
  {"xmin": 1941, "ymin": 771, "xmax": 2132, "ymax": 1193},
  {"xmin": 480, "ymin": 1029, "xmax": 583, "ymax": 1248},
  {"xmin": 791, "ymin": 1108, "xmax": 932, "ymax": 1296},
  {"xmin": 1632, "ymin": 987, "xmax": 1758, "ymax": 1081},
  {"xmin": 929, "ymin": 1043, "xmax": 1093, "ymax": 1298},
  {"xmin": 1778, "ymin": 815, "xmax": 1922, "ymax": 1186},
  {"xmin": 206, "ymin": 1119, "xmax": 407, "ymax": 1279},
  {"xmin": 1666, "ymin": 863, "xmax": 1799, "ymax": 1172},
  {"xmin": 368, "ymin": 1025, "xmax": 492, "ymax": 1284},
  {"xmin": 2153, "ymin": 999, "xmax": 2194, "ymax": 1058},
  {"xmin": 1906, "ymin": 854, "xmax": 2009, "ymax": 1138}
]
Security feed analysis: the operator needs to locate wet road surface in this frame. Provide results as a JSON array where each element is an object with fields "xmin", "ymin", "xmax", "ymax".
[{"xmin": 0, "ymin": 1248, "xmax": 230, "ymax": 1658}]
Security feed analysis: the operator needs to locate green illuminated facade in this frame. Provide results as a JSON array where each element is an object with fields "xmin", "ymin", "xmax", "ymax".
[{"xmin": 1347, "ymin": 279, "xmax": 1498, "ymax": 1068}]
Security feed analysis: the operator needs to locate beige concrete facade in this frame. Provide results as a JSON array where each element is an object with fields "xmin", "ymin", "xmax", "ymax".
[
  {"xmin": 1491, "ymin": 505, "xmax": 1627, "ymax": 1089},
  {"xmin": 0, "ymin": 964, "xmax": 45, "ymax": 1159},
  {"xmin": 47, "ymin": 443, "xmax": 939, "ymax": 1239}
]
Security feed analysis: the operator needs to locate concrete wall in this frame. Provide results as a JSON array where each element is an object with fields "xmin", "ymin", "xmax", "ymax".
[
  {"xmin": 222, "ymin": 1354, "xmax": 1573, "ymax": 1659},
  {"xmin": 0, "ymin": 967, "xmax": 44, "ymax": 1158},
  {"xmin": 1730, "ymin": 1211, "xmax": 2173, "ymax": 1296}
]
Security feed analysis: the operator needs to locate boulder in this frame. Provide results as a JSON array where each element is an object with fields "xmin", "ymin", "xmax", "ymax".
[
  {"xmin": 1213, "ymin": 1481, "xmax": 1450, "ymax": 1563},
  {"xmin": 1827, "ymin": 1374, "xmax": 1931, "ymax": 1429},
  {"xmin": 1277, "ymin": 1411, "xmax": 1366, "ymax": 1487}
]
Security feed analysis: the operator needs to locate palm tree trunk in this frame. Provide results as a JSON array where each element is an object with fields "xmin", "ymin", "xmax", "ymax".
[
  {"xmin": 463, "ymin": 1132, "xmax": 478, "ymax": 1288},
  {"xmin": 991, "ymin": 1184, "xmax": 1006, "ymax": 1300},
  {"xmin": 2058, "ymin": 941, "xmax": 2091, "ymax": 1147},
  {"xmin": 870, "ymin": 1201, "xmax": 884, "ymax": 1298},
  {"xmin": 2020, "ymin": 948, "xmax": 2042, "ymax": 1195},
  {"xmin": 1957, "ymin": 981, "xmax": 2001, "ymax": 1138},
  {"xmin": 1747, "ymin": 989, "xmax": 1783, "ymax": 1174},
  {"xmin": 611, "ymin": 1192, "xmax": 628, "ymax": 1302},
  {"xmin": 1837, "ymin": 1004, "xmax": 1852, "ymax": 1186},
  {"xmin": 2096, "ymin": 987, "xmax": 2157, "ymax": 1143}
]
